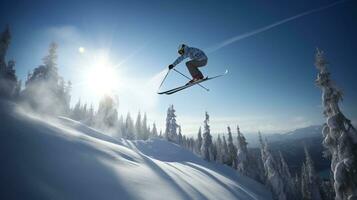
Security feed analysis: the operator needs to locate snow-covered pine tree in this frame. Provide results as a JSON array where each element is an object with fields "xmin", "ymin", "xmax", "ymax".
[
  {"xmin": 151, "ymin": 123, "xmax": 158, "ymax": 138},
  {"xmin": 22, "ymin": 42, "xmax": 70, "ymax": 115},
  {"xmin": 42, "ymin": 42, "xmax": 58, "ymax": 83},
  {"xmin": 222, "ymin": 134, "xmax": 229, "ymax": 165},
  {"xmin": 64, "ymin": 80, "xmax": 72, "ymax": 114},
  {"xmin": 260, "ymin": 134, "xmax": 287, "ymax": 200},
  {"xmin": 147, "ymin": 125, "xmax": 151, "ymax": 139},
  {"xmin": 278, "ymin": 151, "xmax": 297, "ymax": 200},
  {"xmin": 195, "ymin": 127, "xmax": 202, "ymax": 155},
  {"xmin": 165, "ymin": 105, "xmax": 178, "ymax": 143},
  {"xmin": 82, "ymin": 103, "xmax": 88, "ymax": 120},
  {"xmin": 135, "ymin": 112, "xmax": 142, "ymax": 139},
  {"xmin": 116, "ymin": 115, "xmax": 124, "ymax": 139},
  {"xmin": 301, "ymin": 145, "xmax": 322, "ymax": 200},
  {"xmin": 185, "ymin": 136, "xmax": 189, "ymax": 150},
  {"xmin": 159, "ymin": 130, "xmax": 163, "ymax": 138},
  {"xmin": 142, "ymin": 113, "xmax": 149, "ymax": 140},
  {"xmin": 71, "ymin": 99, "xmax": 82, "ymax": 120},
  {"xmin": 86, "ymin": 104, "xmax": 94, "ymax": 126},
  {"xmin": 227, "ymin": 126, "xmax": 237, "ymax": 168},
  {"xmin": 211, "ymin": 140, "xmax": 217, "ymax": 161},
  {"xmin": 237, "ymin": 125, "xmax": 249, "ymax": 174},
  {"xmin": 182, "ymin": 135, "xmax": 187, "ymax": 148},
  {"xmin": 320, "ymin": 178, "xmax": 335, "ymax": 200},
  {"xmin": 258, "ymin": 131, "xmax": 266, "ymax": 161},
  {"xmin": 293, "ymin": 174, "xmax": 302, "ymax": 200},
  {"xmin": 0, "ymin": 26, "xmax": 19, "ymax": 99},
  {"xmin": 314, "ymin": 49, "xmax": 357, "ymax": 200},
  {"xmin": 95, "ymin": 95, "xmax": 118, "ymax": 129},
  {"xmin": 178, "ymin": 125, "xmax": 183, "ymax": 145},
  {"xmin": 301, "ymin": 163, "xmax": 310, "ymax": 200},
  {"xmin": 216, "ymin": 134, "xmax": 224, "ymax": 164},
  {"xmin": 201, "ymin": 112, "xmax": 213, "ymax": 161},
  {"xmin": 189, "ymin": 137, "xmax": 195, "ymax": 152},
  {"xmin": 0, "ymin": 25, "xmax": 10, "ymax": 72},
  {"xmin": 125, "ymin": 113, "xmax": 135, "ymax": 140},
  {"xmin": 246, "ymin": 135, "xmax": 266, "ymax": 184}
]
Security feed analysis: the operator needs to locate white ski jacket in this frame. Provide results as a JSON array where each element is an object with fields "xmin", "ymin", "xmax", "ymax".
[{"xmin": 172, "ymin": 45, "xmax": 207, "ymax": 67}]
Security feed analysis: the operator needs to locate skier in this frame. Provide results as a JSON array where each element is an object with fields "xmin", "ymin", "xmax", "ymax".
[{"xmin": 168, "ymin": 44, "xmax": 208, "ymax": 84}]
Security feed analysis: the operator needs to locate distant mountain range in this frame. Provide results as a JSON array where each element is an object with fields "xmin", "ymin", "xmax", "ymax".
[
  {"xmin": 244, "ymin": 125, "xmax": 331, "ymax": 177},
  {"xmin": 244, "ymin": 125, "xmax": 323, "ymax": 148}
]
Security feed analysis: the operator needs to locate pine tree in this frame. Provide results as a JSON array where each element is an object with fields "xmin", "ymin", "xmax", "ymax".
[
  {"xmin": 135, "ymin": 112, "xmax": 142, "ymax": 139},
  {"xmin": 189, "ymin": 137, "xmax": 195, "ymax": 152},
  {"xmin": 196, "ymin": 127, "xmax": 202, "ymax": 155},
  {"xmin": 216, "ymin": 134, "xmax": 224, "ymax": 164},
  {"xmin": 301, "ymin": 163, "xmax": 310, "ymax": 200},
  {"xmin": 22, "ymin": 42, "xmax": 70, "ymax": 115},
  {"xmin": 201, "ymin": 112, "xmax": 213, "ymax": 161},
  {"xmin": 293, "ymin": 174, "xmax": 302, "ymax": 200},
  {"xmin": 95, "ymin": 96, "xmax": 118, "ymax": 129},
  {"xmin": 301, "ymin": 145, "xmax": 322, "ymax": 200},
  {"xmin": 142, "ymin": 113, "xmax": 149, "ymax": 140},
  {"xmin": 227, "ymin": 126, "xmax": 237, "ymax": 168},
  {"xmin": 211, "ymin": 142, "xmax": 217, "ymax": 161},
  {"xmin": 116, "ymin": 115, "xmax": 124, "ymax": 139},
  {"xmin": 178, "ymin": 125, "xmax": 183, "ymax": 145},
  {"xmin": 320, "ymin": 178, "xmax": 335, "ymax": 200},
  {"xmin": 82, "ymin": 103, "xmax": 88, "ymax": 120},
  {"xmin": 314, "ymin": 49, "xmax": 357, "ymax": 200},
  {"xmin": 72, "ymin": 99, "xmax": 82, "ymax": 120},
  {"xmin": 222, "ymin": 134, "xmax": 229, "ymax": 165},
  {"xmin": 0, "ymin": 25, "xmax": 11, "ymax": 72},
  {"xmin": 0, "ymin": 26, "xmax": 19, "ymax": 98},
  {"xmin": 87, "ymin": 104, "xmax": 94, "ymax": 125},
  {"xmin": 237, "ymin": 125, "xmax": 249, "ymax": 175},
  {"xmin": 42, "ymin": 42, "xmax": 58, "ymax": 82},
  {"xmin": 165, "ymin": 105, "xmax": 178, "ymax": 143},
  {"xmin": 1, "ymin": 60, "xmax": 19, "ymax": 98},
  {"xmin": 260, "ymin": 135, "xmax": 287, "ymax": 200},
  {"xmin": 125, "ymin": 113, "xmax": 135, "ymax": 140},
  {"xmin": 278, "ymin": 151, "xmax": 297, "ymax": 200},
  {"xmin": 159, "ymin": 130, "xmax": 163, "ymax": 138},
  {"xmin": 151, "ymin": 123, "xmax": 158, "ymax": 138}
]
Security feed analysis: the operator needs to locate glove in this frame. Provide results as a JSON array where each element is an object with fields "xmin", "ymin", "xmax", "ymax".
[{"xmin": 168, "ymin": 64, "xmax": 174, "ymax": 70}]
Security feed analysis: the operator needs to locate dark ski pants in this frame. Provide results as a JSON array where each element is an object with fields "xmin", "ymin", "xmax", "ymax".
[{"xmin": 185, "ymin": 59, "xmax": 208, "ymax": 78}]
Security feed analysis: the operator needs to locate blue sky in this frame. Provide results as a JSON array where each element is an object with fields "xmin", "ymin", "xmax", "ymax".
[{"xmin": 1, "ymin": 0, "xmax": 356, "ymax": 135}]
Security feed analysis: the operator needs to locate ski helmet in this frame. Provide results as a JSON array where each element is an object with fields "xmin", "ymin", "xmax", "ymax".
[{"xmin": 178, "ymin": 44, "xmax": 186, "ymax": 55}]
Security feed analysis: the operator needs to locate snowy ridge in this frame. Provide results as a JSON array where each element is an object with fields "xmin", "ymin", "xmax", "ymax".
[{"xmin": 0, "ymin": 102, "xmax": 272, "ymax": 200}]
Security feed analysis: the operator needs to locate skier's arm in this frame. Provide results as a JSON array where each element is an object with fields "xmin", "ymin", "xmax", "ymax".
[{"xmin": 172, "ymin": 54, "xmax": 188, "ymax": 67}]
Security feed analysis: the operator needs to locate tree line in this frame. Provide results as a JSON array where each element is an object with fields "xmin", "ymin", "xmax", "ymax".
[{"xmin": 163, "ymin": 104, "xmax": 335, "ymax": 200}]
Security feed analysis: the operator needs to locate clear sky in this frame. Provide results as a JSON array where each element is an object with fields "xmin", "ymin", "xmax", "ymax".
[{"xmin": 1, "ymin": 0, "xmax": 356, "ymax": 136}]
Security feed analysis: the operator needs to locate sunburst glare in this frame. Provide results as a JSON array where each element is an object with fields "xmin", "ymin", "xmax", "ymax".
[{"xmin": 83, "ymin": 52, "xmax": 120, "ymax": 96}]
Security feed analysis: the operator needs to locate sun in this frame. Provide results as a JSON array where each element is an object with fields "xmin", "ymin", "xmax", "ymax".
[
  {"xmin": 84, "ymin": 54, "xmax": 119, "ymax": 96},
  {"xmin": 78, "ymin": 47, "xmax": 85, "ymax": 53}
]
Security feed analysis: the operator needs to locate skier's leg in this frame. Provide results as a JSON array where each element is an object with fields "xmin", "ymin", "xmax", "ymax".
[{"xmin": 186, "ymin": 59, "xmax": 207, "ymax": 79}]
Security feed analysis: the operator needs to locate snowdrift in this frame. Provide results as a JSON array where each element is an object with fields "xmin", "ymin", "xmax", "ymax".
[{"xmin": 0, "ymin": 101, "xmax": 272, "ymax": 200}]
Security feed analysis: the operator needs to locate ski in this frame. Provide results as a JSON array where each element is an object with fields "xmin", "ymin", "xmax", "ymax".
[
  {"xmin": 159, "ymin": 78, "xmax": 208, "ymax": 95},
  {"xmin": 158, "ymin": 69, "xmax": 228, "ymax": 95}
]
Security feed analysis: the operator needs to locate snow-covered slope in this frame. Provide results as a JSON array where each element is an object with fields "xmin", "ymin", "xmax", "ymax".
[{"xmin": 0, "ymin": 102, "xmax": 272, "ymax": 200}]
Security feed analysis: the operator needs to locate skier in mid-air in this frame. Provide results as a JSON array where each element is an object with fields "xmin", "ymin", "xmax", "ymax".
[{"xmin": 168, "ymin": 44, "xmax": 208, "ymax": 84}]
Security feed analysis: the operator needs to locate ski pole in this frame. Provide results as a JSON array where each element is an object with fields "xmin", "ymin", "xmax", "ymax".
[
  {"xmin": 158, "ymin": 69, "xmax": 170, "ymax": 90},
  {"xmin": 173, "ymin": 68, "xmax": 209, "ymax": 91}
]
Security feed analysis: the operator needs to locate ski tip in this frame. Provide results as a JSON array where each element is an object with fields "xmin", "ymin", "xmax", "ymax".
[{"xmin": 157, "ymin": 91, "xmax": 171, "ymax": 95}]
